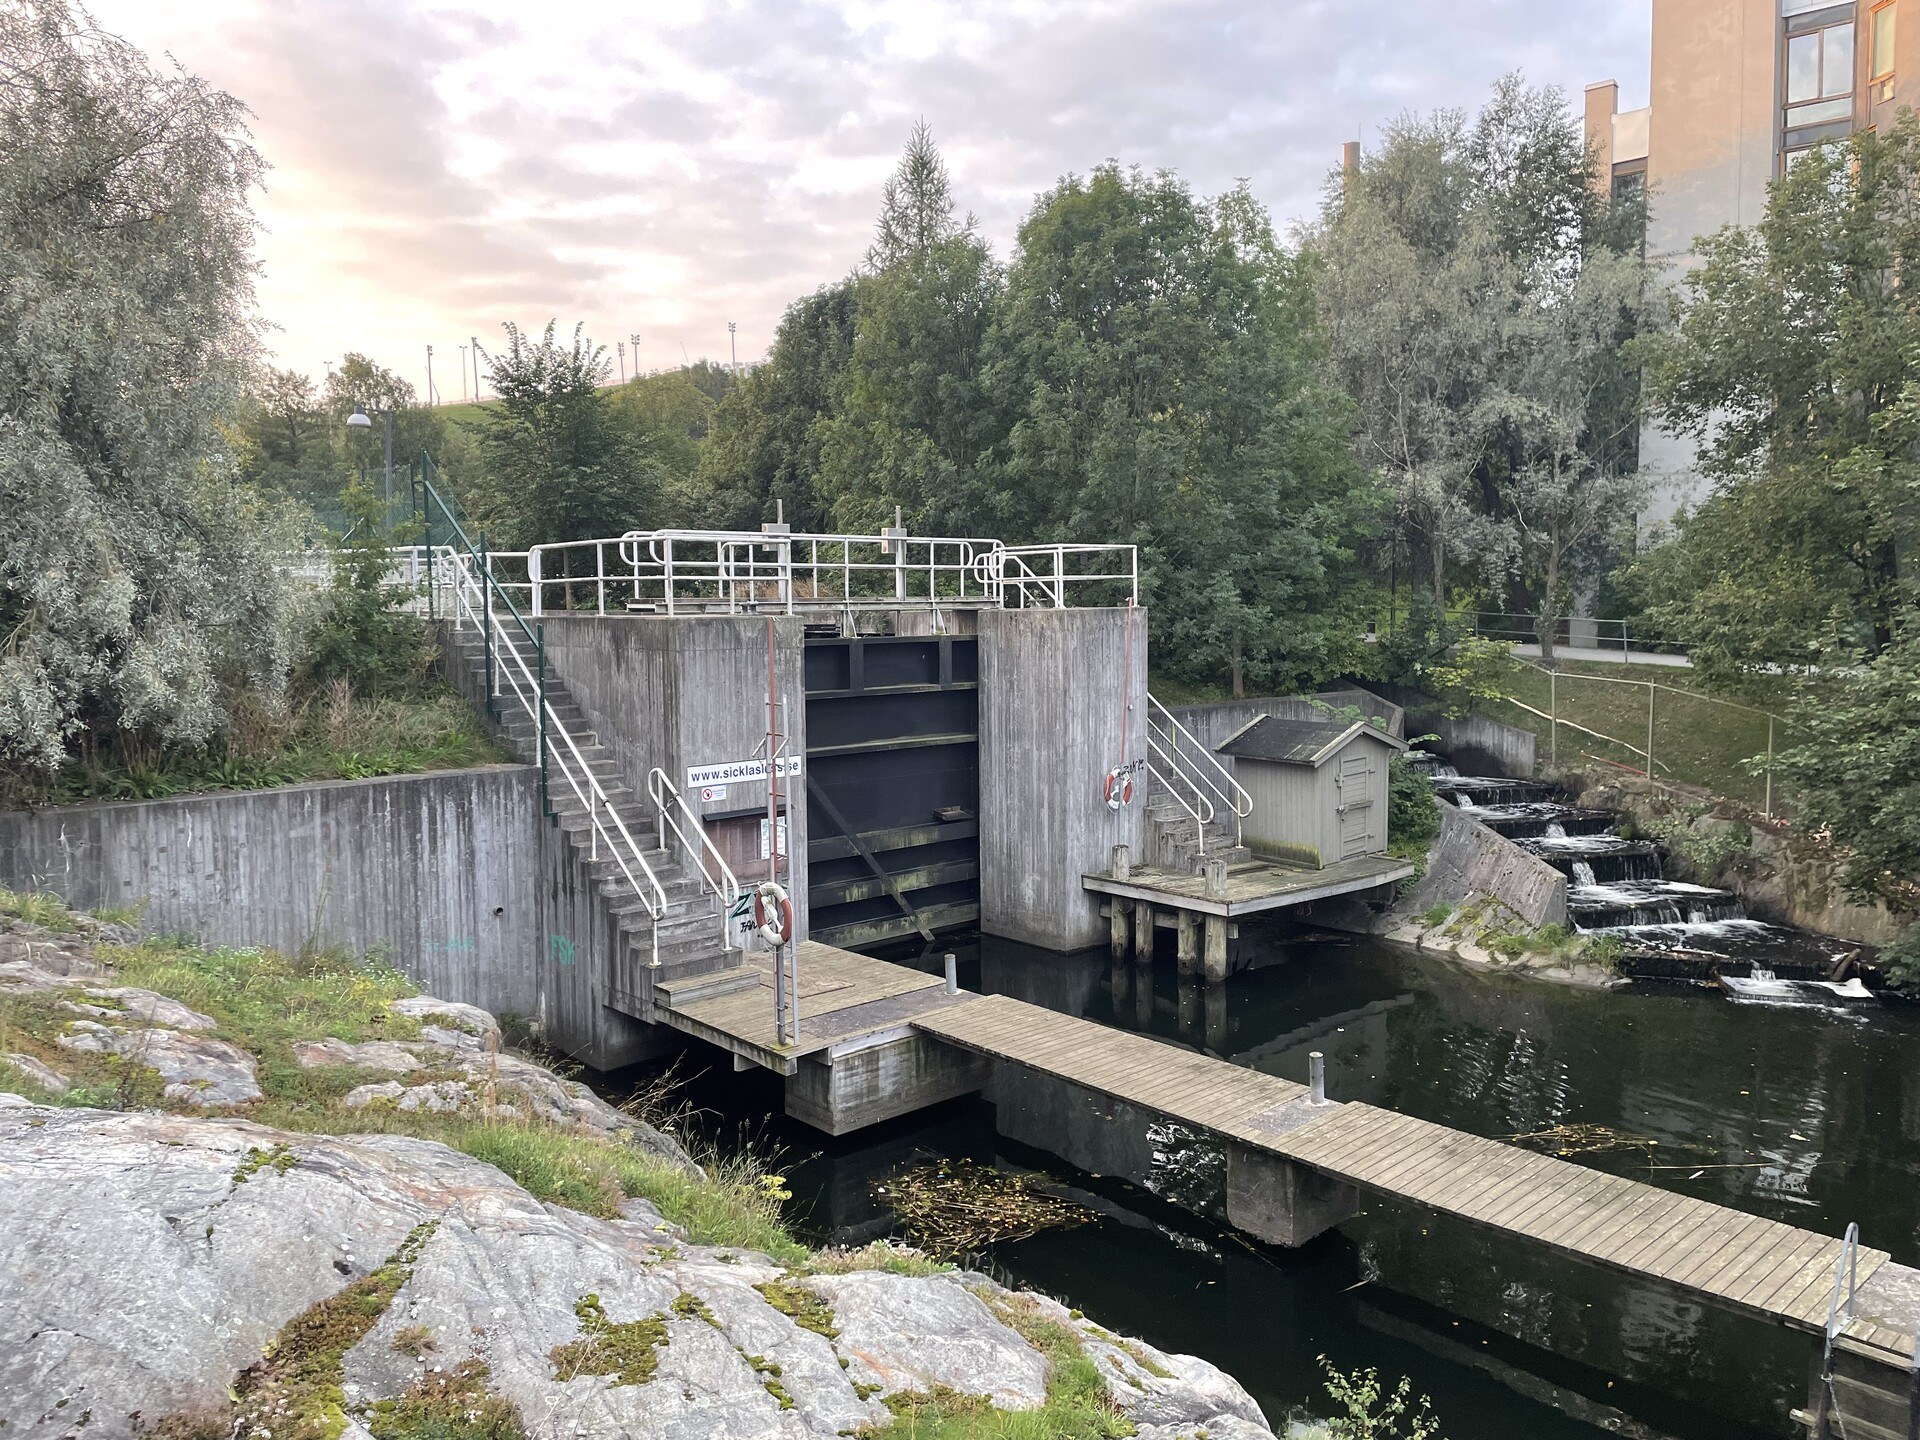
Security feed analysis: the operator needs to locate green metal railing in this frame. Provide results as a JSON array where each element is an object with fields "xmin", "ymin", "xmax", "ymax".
[{"xmin": 411, "ymin": 456, "xmax": 548, "ymax": 817}]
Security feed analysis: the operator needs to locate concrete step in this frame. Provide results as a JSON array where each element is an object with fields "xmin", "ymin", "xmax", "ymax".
[{"xmin": 657, "ymin": 968, "xmax": 761, "ymax": 1006}]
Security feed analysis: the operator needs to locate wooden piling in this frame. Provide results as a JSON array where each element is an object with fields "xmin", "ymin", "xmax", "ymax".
[
  {"xmin": 1133, "ymin": 901, "xmax": 1155, "ymax": 964},
  {"xmin": 1204, "ymin": 915, "xmax": 1228, "ymax": 983},
  {"xmin": 1176, "ymin": 909, "xmax": 1200, "ymax": 977},
  {"xmin": 1109, "ymin": 902, "xmax": 1129, "ymax": 959}
]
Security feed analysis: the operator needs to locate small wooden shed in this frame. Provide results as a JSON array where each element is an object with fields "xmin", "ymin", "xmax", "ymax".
[{"xmin": 1216, "ymin": 716, "xmax": 1406, "ymax": 868}]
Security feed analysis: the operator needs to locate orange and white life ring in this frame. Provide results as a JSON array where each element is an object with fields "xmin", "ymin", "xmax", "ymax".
[
  {"xmin": 753, "ymin": 881, "xmax": 795, "ymax": 945},
  {"xmin": 1104, "ymin": 768, "xmax": 1134, "ymax": 810}
]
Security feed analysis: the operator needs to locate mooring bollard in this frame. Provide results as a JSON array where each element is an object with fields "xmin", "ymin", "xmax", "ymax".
[
  {"xmin": 1309, "ymin": 1050, "xmax": 1327, "ymax": 1105},
  {"xmin": 944, "ymin": 952, "xmax": 958, "ymax": 995}
]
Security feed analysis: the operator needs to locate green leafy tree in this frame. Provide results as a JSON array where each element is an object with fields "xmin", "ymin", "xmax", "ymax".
[
  {"xmin": 609, "ymin": 367, "xmax": 721, "ymax": 520},
  {"xmin": 987, "ymin": 165, "xmax": 1378, "ymax": 692},
  {"xmin": 694, "ymin": 284, "xmax": 857, "ymax": 531},
  {"xmin": 469, "ymin": 321, "xmax": 660, "ymax": 554},
  {"xmin": 1773, "ymin": 621, "xmax": 1920, "ymax": 983},
  {"xmin": 0, "ymin": 0, "xmax": 301, "ymax": 778},
  {"xmin": 1313, "ymin": 76, "xmax": 1650, "ymax": 646},
  {"xmin": 1631, "ymin": 116, "xmax": 1920, "ymax": 683},
  {"xmin": 818, "ymin": 123, "xmax": 1001, "ymax": 534}
]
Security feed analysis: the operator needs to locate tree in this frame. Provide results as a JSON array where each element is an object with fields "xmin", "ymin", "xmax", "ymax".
[
  {"xmin": 987, "ymin": 166, "xmax": 1379, "ymax": 692},
  {"xmin": 468, "ymin": 321, "xmax": 660, "ymax": 555},
  {"xmin": 0, "ymin": 0, "xmax": 301, "ymax": 778},
  {"xmin": 1313, "ymin": 76, "xmax": 1651, "ymax": 649},
  {"xmin": 819, "ymin": 124, "xmax": 1001, "ymax": 533},
  {"xmin": 609, "ymin": 367, "xmax": 721, "ymax": 520},
  {"xmin": 1630, "ymin": 117, "xmax": 1920, "ymax": 684},
  {"xmin": 694, "ymin": 283, "xmax": 858, "ymax": 532}
]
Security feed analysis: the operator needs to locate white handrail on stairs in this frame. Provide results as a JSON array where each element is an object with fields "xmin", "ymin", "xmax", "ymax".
[
  {"xmin": 1146, "ymin": 740, "xmax": 1216, "ymax": 855},
  {"xmin": 1146, "ymin": 694, "xmax": 1254, "ymax": 848},
  {"xmin": 439, "ymin": 547, "xmax": 669, "ymax": 963},
  {"xmin": 647, "ymin": 767, "xmax": 742, "ymax": 952}
]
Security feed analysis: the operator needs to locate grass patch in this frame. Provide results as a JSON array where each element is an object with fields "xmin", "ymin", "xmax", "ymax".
[
  {"xmin": 0, "ymin": 888, "xmax": 82, "ymax": 931},
  {"xmin": 175, "ymin": 1219, "xmax": 443, "ymax": 1440},
  {"xmin": 29, "ymin": 688, "xmax": 506, "ymax": 807},
  {"xmin": 364, "ymin": 1358, "xmax": 525, "ymax": 1439},
  {"xmin": 549, "ymin": 1293, "xmax": 669, "ymax": 1386},
  {"xmin": 1419, "ymin": 903, "xmax": 1453, "ymax": 929},
  {"xmin": 804, "ymin": 1240, "xmax": 952, "ymax": 1278},
  {"xmin": 860, "ymin": 1292, "xmax": 1131, "ymax": 1439},
  {"xmin": 756, "ymin": 1279, "xmax": 839, "ymax": 1339},
  {"xmin": 1482, "ymin": 659, "xmax": 1801, "ymax": 813}
]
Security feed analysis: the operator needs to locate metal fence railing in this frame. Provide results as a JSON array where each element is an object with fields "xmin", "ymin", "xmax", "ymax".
[
  {"xmin": 1461, "ymin": 610, "xmax": 1686, "ymax": 659},
  {"xmin": 1487, "ymin": 662, "xmax": 1804, "ymax": 819}
]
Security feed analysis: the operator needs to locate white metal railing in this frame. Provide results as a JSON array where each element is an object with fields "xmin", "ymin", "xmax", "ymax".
[
  {"xmin": 648, "ymin": 767, "xmax": 741, "ymax": 953},
  {"xmin": 438, "ymin": 546, "xmax": 669, "ymax": 959},
  {"xmin": 997, "ymin": 544, "xmax": 1139, "ymax": 610},
  {"xmin": 1146, "ymin": 694, "xmax": 1254, "ymax": 852},
  {"xmin": 507, "ymin": 528, "xmax": 1138, "ymax": 618}
]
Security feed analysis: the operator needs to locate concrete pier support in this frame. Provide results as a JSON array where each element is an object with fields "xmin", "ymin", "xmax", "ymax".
[
  {"xmin": 1134, "ymin": 901, "xmax": 1155, "ymax": 964},
  {"xmin": 1176, "ymin": 910, "xmax": 1200, "ymax": 976},
  {"xmin": 784, "ymin": 1033, "xmax": 990, "ymax": 1136},
  {"xmin": 1224, "ymin": 1142, "xmax": 1359, "ymax": 1247}
]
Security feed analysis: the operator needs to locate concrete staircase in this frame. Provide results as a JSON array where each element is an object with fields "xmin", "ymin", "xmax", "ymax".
[
  {"xmin": 440, "ymin": 625, "xmax": 750, "ymax": 1012},
  {"xmin": 1143, "ymin": 789, "xmax": 1252, "ymax": 874}
]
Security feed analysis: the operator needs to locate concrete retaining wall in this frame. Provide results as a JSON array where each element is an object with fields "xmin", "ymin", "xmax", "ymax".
[
  {"xmin": 1169, "ymin": 689, "xmax": 1405, "ymax": 752},
  {"xmin": 1406, "ymin": 802, "xmax": 1568, "ymax": 928},
  {"xmin": 0, "ymin": 768, "xmax": 542, "ymax": 1017},
  {"xmin": 977, "ymin": 608, "xmax": 1147, "ymax": 953},
  {"xmin": 1362, "ymin": 683, "xmax": 1537, "ymax": 777},
  {"xmin": 540, "ymin": 614, "xmax": 812, "ymax": 937}
]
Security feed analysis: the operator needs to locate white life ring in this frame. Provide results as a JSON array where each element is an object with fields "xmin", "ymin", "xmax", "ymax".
[
  {"xmin": 753, "ymin": 881, "xmax": 795, "ymax": 945},
  {"xmin": 1104, "ymin": 768, "xmax": 1134, "ymax": 810}
]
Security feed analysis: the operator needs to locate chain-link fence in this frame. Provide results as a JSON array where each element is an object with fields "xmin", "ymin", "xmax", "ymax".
[{"xmin": 1483, "ymin": 664, "xmax": 1802, "ymax": 818}]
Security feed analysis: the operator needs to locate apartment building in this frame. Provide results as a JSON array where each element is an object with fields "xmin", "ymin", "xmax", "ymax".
[{"xmin": 1590, "ymin": 0, "xmax": 1914, "ymax": 527}]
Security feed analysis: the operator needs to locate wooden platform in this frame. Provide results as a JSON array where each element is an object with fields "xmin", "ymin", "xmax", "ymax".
[
  {"xmin": 1082, "ymin": 852, "xmax": 1414, "ymax": 918},
  {"xmin": 658, "ymin": 941, "xmax": 975, "ymax": 1074},
  {"xmin": 913, "ymin": 995, "xmax": 1918, "ymax": 1363}
]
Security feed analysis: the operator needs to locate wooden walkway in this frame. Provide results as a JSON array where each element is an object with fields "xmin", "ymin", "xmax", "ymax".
[
  {"xmin": 913, "ymin": 994, "xmax": 1918, "ymax": 1362},
  {"xmin": 659, "ymin": 941, "xmax": 968, "ymax": 1074}
]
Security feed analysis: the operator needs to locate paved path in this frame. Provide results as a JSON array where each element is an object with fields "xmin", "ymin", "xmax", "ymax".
[{"xmin": 1513, "ymin": 643, "xmax": 1693, "ymax": 668}]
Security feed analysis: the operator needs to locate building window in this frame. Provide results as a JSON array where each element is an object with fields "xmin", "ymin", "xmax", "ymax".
[
  {"xmin": 1872, "ymin": 2, "xmax": 1897, "ymax": 96},
  {"xmin": 1786, "ymin": 20, "xmax": 1857, "ymax": 126}
]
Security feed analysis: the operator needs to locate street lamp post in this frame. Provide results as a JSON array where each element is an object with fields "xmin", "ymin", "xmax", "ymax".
[{"xmin": 346, "ymin": 404, "xmax": 394, "ymax": 517}]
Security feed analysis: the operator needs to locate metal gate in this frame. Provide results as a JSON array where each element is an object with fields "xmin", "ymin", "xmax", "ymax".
[{"xmin": 803, "ymin": 635, "xmax": 979, "ymax": 950}]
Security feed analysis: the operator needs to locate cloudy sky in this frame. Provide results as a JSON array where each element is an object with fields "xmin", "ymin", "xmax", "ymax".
[{"xmin": 89, "ymin": 0, "xmax": 1651, "ymax": 396}]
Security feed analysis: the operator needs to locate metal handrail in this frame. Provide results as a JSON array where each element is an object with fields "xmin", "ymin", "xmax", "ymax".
[
  {"xmin": 1825, "ymin": 1222, "xmax": 1862, "ymax": 1350},
  {"xmin": 1145, "ymin": 744, "xmax": 1215, "ymax": 855},
  {"xmin": 647, "ymin": 767, "xmax": 741, "ymax": 951},
  {"xmin": 433, "ymin": 539, "xmax": 669, "ymax": 958},
  {"xmin": 1146, "ymin": 694, "xmax": 1253, "ymax": 848}
]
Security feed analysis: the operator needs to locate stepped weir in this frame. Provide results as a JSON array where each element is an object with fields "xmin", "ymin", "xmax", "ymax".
[{"xmin": 405, "ymin": 502, "xmax": 1917, "ymax": 1435}]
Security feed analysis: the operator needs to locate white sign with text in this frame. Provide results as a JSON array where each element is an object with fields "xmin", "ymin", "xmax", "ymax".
[{"xmin": 686, "ymin": 755, "xmax": 803, "ymax": 791}]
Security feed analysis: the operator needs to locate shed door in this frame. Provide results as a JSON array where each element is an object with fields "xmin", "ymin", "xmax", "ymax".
[{"xmin": 1334, "ymin": 751, "xmax": 1378, "ymax": 858}]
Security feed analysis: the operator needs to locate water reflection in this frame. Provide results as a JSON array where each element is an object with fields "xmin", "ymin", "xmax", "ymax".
[{"xmin": 641, "ymin": 928, "xmax": 1920, "ymax": 1439}]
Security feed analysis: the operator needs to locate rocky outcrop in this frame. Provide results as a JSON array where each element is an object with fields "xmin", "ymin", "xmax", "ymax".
[{"xmin": 0, "ymin": 1102, "xmax": 1276, "ymax": 1440}]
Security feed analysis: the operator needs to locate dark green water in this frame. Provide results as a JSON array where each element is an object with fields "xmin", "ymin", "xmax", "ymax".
[{"xmin": 645, "ymin": 930, "xmax": 1920, "ymax": 1438}]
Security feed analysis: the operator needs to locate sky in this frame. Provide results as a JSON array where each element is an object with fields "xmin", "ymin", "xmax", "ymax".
[{"xmin": 87, "ymin": 0, "xmax": 1652, "ymax": 398}]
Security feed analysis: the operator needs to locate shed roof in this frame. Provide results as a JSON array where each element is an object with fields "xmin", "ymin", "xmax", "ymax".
[{"xmin": 1216, "ymin": 715, "xmax": 1407, "ymax": 768}]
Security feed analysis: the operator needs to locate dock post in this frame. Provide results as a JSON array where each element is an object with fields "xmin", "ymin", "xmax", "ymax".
[
  {"xmin": 1133, "ymin": 901, "xmax": 1155, "ymax": 964},
  {"xmin": 1176, "ymin": 910, "xmax": 1200, "ymax": 977},
  {"xmin": 943, "ymin": 952, "xmax": 958, "ymax": 995},
  {"xmin": 1111, "ymin": 843, "xmax": 1132, "ymax": 881},
  {"xmin": 1109, "ymin": 902, "xmax": 1129, "ymax": 959},
  {"xmin": 1309, "ymin": 1050, "xmax": 1327, "ymax": 1105},
  {"xmin": 1204, "ymin": 916, "xmax": 1228, "ymax": 983}
]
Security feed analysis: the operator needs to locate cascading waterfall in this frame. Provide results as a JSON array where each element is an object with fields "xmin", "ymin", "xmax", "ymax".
[{"xmin": 1414, "ymin": 747, "xmax": 1844, "ymax": 973}]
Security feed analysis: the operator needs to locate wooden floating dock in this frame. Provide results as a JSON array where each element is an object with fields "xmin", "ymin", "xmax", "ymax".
[
  {"xmin": 662, "ymin": 944, "xmax": 1917, "ymax": 1376},
  {"xmin": 913, "ymin": 994, "xmax": 1918, "ymax": 1368}
]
